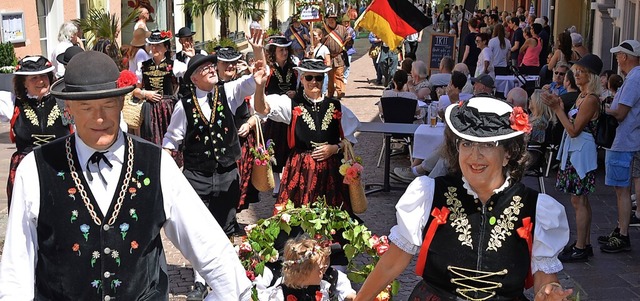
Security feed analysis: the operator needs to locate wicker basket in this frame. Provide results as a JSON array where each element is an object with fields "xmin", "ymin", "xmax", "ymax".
[
  {"xmin": 122, "ymin": 92, "xmax": 143, "ymax": 129},
  {"xmin": 342, "ymin": 139, "xmax": 367, "ymax": 214},
  {"xmin": 251, "ymin": 116, "xmax": 275, "ymax": 191}
]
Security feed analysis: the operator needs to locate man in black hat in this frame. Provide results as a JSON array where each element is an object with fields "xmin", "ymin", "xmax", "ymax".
[
  {"xmin": 173, "ymin": 27, "xmax": 208, "ymax": 98},
  {"xmin": 162, "ymin": 32, "xmax": 264, "ymax": 300},
  {"xmin": 471, "ymin": 74, "xmax": 495, "ymax": 96},
  {"xmin": 0, "ymin": 51, "xmax": 252, "ymax": 300}
]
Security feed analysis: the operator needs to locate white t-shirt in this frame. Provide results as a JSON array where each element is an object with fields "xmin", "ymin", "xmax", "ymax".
[
  {"xmin": 51, "ymin": 41, "xmax": 73, "ymax": 78},
  {"xmin": 129, "ymin": 48, "xmax": 151, "ymax": 83},
  {"xmin": 313, "ymin": 45, "xmax": 331, "ymax": 62},
  {"xmin": 428, "ymin": 73, "xmax": 452, "ymax": 88},
  {"xmin": 475, "ymin": 47, "xmax": 495, "ymax": 78},
  {"xmin": 488, "ymin": 37, "xmax": 511, "ymax": 67}
]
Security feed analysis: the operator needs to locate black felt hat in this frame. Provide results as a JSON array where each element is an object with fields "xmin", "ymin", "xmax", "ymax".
[
  {"xmin": 146, "ymin": 30, "xmax": 172, "ymax": 44},
  {"xmin": 444, "ymin": 96, "xmax": 531, "ymax": 142},
  {"xmin": 176, "ymin": 27, "xmax": 196, "ymax": 38},
  {"xmin": 56, "ymin": 46, "xmax": 85, "ymax": 66},
  {"xmin": 266, "ymin": 35, "xmax": 292, "ymax": 48},
  {"xmin": 470, "ymin": 74, "xmax": 495, "ymax": 88},
  {"xmin": 573, "ymin": 54, "xmax": 603, "ymax": 75},
  {"xmin": 184, "ymin": 54, "xmax": 217, "ymax": 83},
  {"xmin": 215, "ymin": 47, "xmax": 242, "ymax": 62},
  {"xmin": 14, "ymin": 56, "xmax": 55, "ymax": 75},
  {"xmin": 294, "ymin": 59, "xmax": 332, "ymax": 73},
  {"xmin": 50, "ymin": 51, "xmax": 136, "ymax": 100}
]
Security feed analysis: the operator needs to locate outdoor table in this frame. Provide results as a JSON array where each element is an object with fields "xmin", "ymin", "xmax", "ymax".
[{"xmin": 412, "ymin": 123, "xmax": 446, "ymax": 160}]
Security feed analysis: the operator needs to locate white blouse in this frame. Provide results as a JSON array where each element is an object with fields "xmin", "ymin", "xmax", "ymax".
[{"xmin": 388, "ymin": 176, "xmax": 569, "ymax": 275}]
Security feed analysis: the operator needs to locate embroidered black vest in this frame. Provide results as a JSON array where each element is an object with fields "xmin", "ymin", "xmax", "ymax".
[
  {"xmin": 420, "ymin": 176, "xmax": 538, "ymax": 300},
  {"xmin": 34, "ymin": 134, "xmax": 168, "ymax": 301},
  {"xmin": 181, "ymin": 86, "xmax": 241, "ymax": 171},
  {"xmin": 290, "ymin": 95, "xmax": 342, "ymax": 151},
  {"xmin": 13, "ymin": 95, "xmax": 69, "ymax": 154},
  {"xmin": 266, "ymin": 63, "xmax": 298, "ymax": 95},
  {"xmin": 141, "ymin": 58, "xmax": 175, "ymax": 96}
]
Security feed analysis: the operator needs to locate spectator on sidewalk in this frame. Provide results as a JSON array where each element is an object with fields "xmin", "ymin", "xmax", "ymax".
[
  {"xmin": 134, "ymin": 7, "xmax": 151, "ymax": 32},
  {"xmin": 462, "ymin": 18, "xmax": 481, "ymax": 78},
  {"xmin": 508, "ymin": 16, "xmax": 525, "ymax": 67},
  {"xmin": 571, "ymin": 33, "xmax": 589, "ymax": 61},
  {"xmin": 51, "ymin": 22, "xmax": 83, "ymax": 79},
  {"xmin": 428, "ymin": 57, "xmax": 454, "ymax": 88},
  {"xmin": 600, "ymin": 40, "xmax": 640, "ymax": 253},
  {"xmin": 368, "ymin": 32, "xmax": 383, "ymax": 85},
  {"xmin": 505, "ymin": 87, "xmax": 528, "ymax": 108},
  {"xmin": 543, "ymin": 63, "xmax": 569, "ymax": 96}
]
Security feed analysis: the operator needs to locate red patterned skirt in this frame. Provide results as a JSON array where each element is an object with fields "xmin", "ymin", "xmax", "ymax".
[
  {"xmin": 7, "ymin": 152, "xmax": 27, "ymax": 210},
  {"xmin": 237, "ymin": 132, "xmax": 259, "ymax": 211},
  {"xmin": 141, "ymin": 97, "xmax": 175, "ymax": 145},
  {"xmin": 276, "ymin": 150, "xmax": 351, "ymax": 212}
]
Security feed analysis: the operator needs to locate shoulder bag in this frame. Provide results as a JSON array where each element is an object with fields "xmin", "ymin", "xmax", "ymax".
[{"xmin": 594, "ymin": 101, "xmax": 618, "ymax": 148}]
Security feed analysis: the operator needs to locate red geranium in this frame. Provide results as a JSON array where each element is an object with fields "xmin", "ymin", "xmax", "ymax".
[
  {"xmin": 509, "ymin": 106, "xmax": 532, "ymax": 133},
  {"xmin": 332, "ymin": 109, "xmax": 342, "ymax": 120},
  {"xmin": 315, "ymin": 291, "xmax": 323, "ymax": 301},
  {"xmin": 160, "ymin": 31, "xmax": 172, "ymax": 39},
  {"xmin": 292, "ymin": 106, "xmax": 303, "ymax": 117},
  {"xmin": 117, "ymin": 70, "xmax": 138, "ymax": 88}
]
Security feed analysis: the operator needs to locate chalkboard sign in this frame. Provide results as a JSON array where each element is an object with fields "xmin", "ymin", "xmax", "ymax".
[{"xmin": 427, "ymin": 33, "xmax": 456, "ymax": 74}]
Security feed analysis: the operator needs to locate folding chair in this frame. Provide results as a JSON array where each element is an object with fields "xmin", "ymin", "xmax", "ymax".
[{"xmin": 377, "ymin": 96, "xmax": 418, "ymax": 167}]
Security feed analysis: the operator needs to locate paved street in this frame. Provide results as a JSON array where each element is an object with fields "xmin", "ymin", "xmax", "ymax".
[{"xmin": 0, "ymin": 28, "xmax": 639, "ymax": 300}]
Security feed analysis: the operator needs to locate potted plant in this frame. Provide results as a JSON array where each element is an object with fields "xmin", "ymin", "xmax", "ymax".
[{"xmin": 0, "ymin": 42, "xmax": 17, "ymax": 92}]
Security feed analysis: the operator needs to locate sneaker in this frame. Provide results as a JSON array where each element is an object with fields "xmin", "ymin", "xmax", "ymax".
[
  {"xmin": 630, "ymin": 213, "xmax": 640, "ymax": 227},
  {"xmin": 186, "ymin": 282, "xmax": 208, "ymax": 301},
  {"xmin": 597, "ymin": 227, "xmax": 620, "ymax": 244},
  {"xmin": 562, "ymin": 241, "xmax": 594, "ymax": 257},
  {"xmin": 558, "ymin": 246, "xmax": 589, "ymax": 262},
  {"xmin": 394, "ymin": 167, "xmax": 417, "ymax": 182},
  {"xmin": 601, "ymin": 235, "xmax": 631, "ymax": 253}
]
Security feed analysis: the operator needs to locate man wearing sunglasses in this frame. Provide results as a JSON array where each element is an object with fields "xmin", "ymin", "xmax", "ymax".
[{"xmin": 543, "ymin": 63, "xmax": 569, "ymax": 96}]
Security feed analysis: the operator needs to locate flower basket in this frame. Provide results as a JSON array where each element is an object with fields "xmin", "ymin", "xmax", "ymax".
[
  {"xmin": 250, "ymin": 116, "xmax": 275, "ymax": 191},
  {"xmin": 122, "ymin": 92, "xmax": 143, "ymax": 129},
  {"xmin": 340, "ymin": 139, "xmax": 367, "ymax": 214}
]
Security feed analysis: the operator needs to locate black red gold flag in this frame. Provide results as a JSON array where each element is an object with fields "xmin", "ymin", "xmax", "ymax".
[{"xmin": 355, "ymin": 0, "xmax": 431, "ymax": 49}]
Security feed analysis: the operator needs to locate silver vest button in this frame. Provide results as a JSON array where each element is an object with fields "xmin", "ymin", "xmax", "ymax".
[
  {"xmin": 104, "ymin": 247, "xmax": 111, "ymax": 254},
  {"xmin": 104, "ymin": 271, "xmax": 111, "ymax": 278},
  {"xmin": 103, "ymin": 224, "xmax": 110, "ymax": 231},
  {"xmin": 104, "ymin": 295, "xmax": 111, "ymax": 301}
]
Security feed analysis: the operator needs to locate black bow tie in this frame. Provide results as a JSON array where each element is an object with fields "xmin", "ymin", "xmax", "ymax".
[{"xmin": 86, "ymin": 151, "xmax": 113, "ymax": 185}]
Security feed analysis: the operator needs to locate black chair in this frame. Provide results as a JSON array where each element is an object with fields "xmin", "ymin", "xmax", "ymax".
[
  {"xmin": 525, "ymin": 123, "xmax": 557, "ymax": 193},
  {"xmin": 377, "ymin": 96, "xmax": 418, "ymax": 167},
  {"xmin": 430, "ymin": 85, "xmax": 447, "ymax": 103}
]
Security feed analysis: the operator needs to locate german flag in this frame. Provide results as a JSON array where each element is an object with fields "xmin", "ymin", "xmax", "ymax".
[{"xmin": 355, "ymin": 0, "xmax": 430, "ymax": 49}]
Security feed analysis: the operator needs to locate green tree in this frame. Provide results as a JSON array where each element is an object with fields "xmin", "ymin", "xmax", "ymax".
[
  {"xmin": 183, "ymin": 0, "xmax": 232, "ymax": 39},
  {"xmin": 267, "ymin": 0, "xmax": 286, "ymax": 30},
  {"xmin": 229, "ymin": 0, "xmax": 265, "ymax": 35}
]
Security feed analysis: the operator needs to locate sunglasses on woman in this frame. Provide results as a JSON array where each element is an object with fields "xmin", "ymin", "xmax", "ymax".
[{"xmin": 304, "ymin": 75, "xmax": 325, "ymax": 82}]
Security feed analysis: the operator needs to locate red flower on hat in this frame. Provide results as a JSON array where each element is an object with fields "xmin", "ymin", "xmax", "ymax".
[
  {"xmin": 117, "ymin": 70, "xmax": 138, "ymax": 88},
  {"xmin": 509, "ymin": 106, "xmax": 532, "ymax": 133},
  {"xmin": 15, "ymin": 64, "xmax": 20, "ymax": 71},
  {"xmin": 160, "ymin": 30, "xmax": 172, "ymax": 39}
]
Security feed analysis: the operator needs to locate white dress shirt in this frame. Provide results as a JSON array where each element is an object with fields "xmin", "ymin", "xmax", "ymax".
[
  {"xmin": 163, "ymin": 76, "xmax": 256, "ymax": 150},
  {"xmin": 172, "ymin": 49, "xmax": 208, "ymax": 80},
  {"xmin": 0, "ymin": 131, "xmax": 252, "ymax": 300}
]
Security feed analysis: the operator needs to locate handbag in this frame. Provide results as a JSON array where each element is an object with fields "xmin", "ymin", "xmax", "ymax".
[
  {"xmin": 342, "ymin": 139, "xmax": 367, "ymax": 214},
  {"xmin": 594, "ymin": 101, "xmax": 618, "ymax": 148},
  {"xmin": 122, "ymin": 92, "xmax": 144, "ymax": 129},
  {"xmin": 368, "ymin": 44, "xmax": 381, "ymax": 58},
  {"xmin": 251, "ymin": 116, "xmax": 275, "ymax": 192}
]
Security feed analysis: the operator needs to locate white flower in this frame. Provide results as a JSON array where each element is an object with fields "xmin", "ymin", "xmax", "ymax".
[
  {"xmin": 92, "ymin": 251, "xmax": 100, "ymax": 259},
  {"xmin": 111, "ymin": 250, "xmax": 119, "ymax": 258},
  {"xmin": 281, "ymin": 213, "xmax": 291, "ymax": 224},
  {"xmin": 244, "ymin": 224, "xmax": 257, "ymax": 234}
]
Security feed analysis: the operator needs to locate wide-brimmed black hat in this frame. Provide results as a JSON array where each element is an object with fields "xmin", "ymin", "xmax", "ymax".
[
  {"xmin": 57, "ymin": 46, "xmax": 85, "ymax": 66},
  {"xmin": 573, "ymin": 54, "xmax": 603, "ymax": 75},
  {"xmin": 266, "ymin": 35, "xmax": 292, "ymax": 48},
  {"xmin": 50, "ymin": 51, "xmax": 136, "ymax": 100},
  {"xmin": 184, "ymin": 54, "xmax": 217, "ymax": 83},
  {"xmin": 215, "ymin": 47, "xmax": 242, "ymax": 62},
  {"xmin": 294, "ymin": 59, "xmax": 332, "ymax": 73},
  {"xmin": 14, "ymin": 56, "xmax": 55, "ymax": 75},
  {"xmin": 176, "ymin": 27, "xmax": 196, "ymax": 38},
  {"xmin": 146, "ymin": 30, "xmax": 172, "ymax": 44},
  {"xmin": 445, "ymin": 96, "xmax": 531, "ymax": 142}
]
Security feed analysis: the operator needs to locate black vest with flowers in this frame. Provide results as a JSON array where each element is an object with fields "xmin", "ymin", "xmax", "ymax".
[
  {"xmin": 420, "ymin": 176, "xmax": 538, "ymax": 300},
  {"xmin": 181, "ymin": 85, "xmax": 241, "ymax": 171},
  {"xmin": 266, "ymin": 62, "xmax": 298, "ymax": 95},
  {"xmin": 290, "ymin": 95, "xmax": 342, "ymax": 151},
  {"xmin": 33, "ymin": 134, "xmax": 167, "ymax": 301},
  {"xmin": 141, "ymin": 58, "xmax": 175, "ymax": 96},
  {"xmin": 13, "ymin": 95, "xmax": 70, "ymax": 154}
]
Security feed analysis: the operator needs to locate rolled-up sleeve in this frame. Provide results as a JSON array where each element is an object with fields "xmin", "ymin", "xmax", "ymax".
[
  {"xmin": 531, "ymin": 193, "xmax": 570, "ymax": 274},
  {"xmin": 340, "ymin": 104, "xmax": 360, "ymax": 144},
  {"xmin": 388, "ymin": 176, "xmax": 434, "ymax": 255},
  {"xmin": 262, "ymin": 94, "xmax": 292, "ymax": 124}
]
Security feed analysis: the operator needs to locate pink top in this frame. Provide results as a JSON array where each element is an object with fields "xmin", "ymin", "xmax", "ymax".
[{"xmin": 521, "ymin": 38, "xmax": 541, "ymax": 67}]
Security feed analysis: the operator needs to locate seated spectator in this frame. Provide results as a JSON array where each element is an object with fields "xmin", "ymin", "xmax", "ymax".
[
  {"xmin": 437, "ymin": 71, "xmax": 474, "ymax": 110},
  {"xmin": 543, "ymin": 63, "xmax": 570, "ymax": 95},
  {"xmin": 528, "ymin": 89, "xmax": 556, "ymax": 144},
  {"xmin": 452, "ymin": 63, "xmax": 474, "ymax": 94},
  {"xmin": 428, "ymin": 56, "xmax": 454, "ymax": 87},
  {"xmin": 381, "ymin": 70, "xmax": 422, "ymax": 120},
  {"xmin": 409, "ymin": 60, "xmax": 431, "ymax": 100},
  {"xmin": 471, "ymin": 73, "xmax": 495, "ymax": 96},
  {"xmin": 506, "ymin": 87, "xmax": 528, "ymax": 109}
]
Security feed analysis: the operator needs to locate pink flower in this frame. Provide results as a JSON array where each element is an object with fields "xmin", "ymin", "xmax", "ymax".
[
  {"xmin": 239, "ymin": 241, "xmax": 252, "ymax": 254},
  {"xmin": 345, "ymin": 166, "xmax": 359, "ymax": 181},
  {"xmin": 246, "ymin": 270, "xmax": 256, "ymax": 281},
  {"xmin": 376, "ymin": 243, "xmax": 389, "ymax": 256},
  {"xmin": 281, "ymin": 213, "xmax": 291, "ymax": 224},
  {"xmin": 369, "ymin": 235, "xmax": 380, "ymax": 247},
  {"xmin": 254, "ymin": 159, "xmax": 261, "ymax": 165},
  {"xmin": 509, "ymin": 106, "xmax": 532, "ymax": 133}
]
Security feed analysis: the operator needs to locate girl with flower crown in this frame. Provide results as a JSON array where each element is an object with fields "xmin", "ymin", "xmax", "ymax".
[{"xmin": 258, "ymin": 237, "xmax": 356, "ymax": 301}]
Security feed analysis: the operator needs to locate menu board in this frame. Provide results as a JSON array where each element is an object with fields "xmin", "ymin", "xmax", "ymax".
[
  {"xmin": 427, "ymin": 33, "xmax": 456, "ymax": 74},
  {"xmin": 1, "ymin": 12, "xmax": 25, "ymax": 43}
]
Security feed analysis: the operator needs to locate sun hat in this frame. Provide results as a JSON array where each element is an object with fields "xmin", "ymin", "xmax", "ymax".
[
  {"xmin": 50, "ymin": 51, "xmax": 136, "ymax": 100},
  {"xmin": 293, "ymin": 59, "xmax": 332, "ymax": 73},
  {"xmin": 470, "ymin": 74, "xmax": 495, "ymax": 89},
  {"xmin": 130, "ymin": 28, "xmax": 148, "ymax": 47},
  {"xmin": 184, "ymin": 54, "xmax": 217, "ymax": 83},
  {"xmin": 14, "ymin": 56, "xmax": 55, "ymax": 75},
  {"xmin": 146, "ymin": 30, "xmax": 172, "ymax": 44},
  {"xmin": 176, "ymin": 27, "xmax": 196, "ymax": 38},
  {"xmin": 341, "ymin": 15, "xmax": 351, "ymax": 23},
  {"xmin": 56, "ymin": 46, "xmax": 85, "ymax": 66},
  {"xmin": 573, "ymin": 54, "xmax": 603, "ymax": 75},
  {"xmin": 215, "ymin": 47, "xmax": 242, "ymax": 62},
  {"xmin": 266, "ymin": 36, "xmax": 292, "ymax": 48},
  {"xmin": 444, "ymin": 96, "xmax": 531, "ymax": 142},
  {"xmin": 610, "ymin": 40, "xmax": 640, "ymax": 57},
  {"xmin": 570, "ymin": 33, "xmax": 583, "ymax": 45}
]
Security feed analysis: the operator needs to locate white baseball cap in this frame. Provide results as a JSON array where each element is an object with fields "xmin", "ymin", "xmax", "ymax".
[{"xmin": 610, "ymin": 40, "xmax": 640, "ymax": 57}]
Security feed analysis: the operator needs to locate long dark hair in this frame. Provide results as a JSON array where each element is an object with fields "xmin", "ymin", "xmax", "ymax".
[
  {"xmin": 557, "ymin": 32, "xmax": 573, "ymax": 62},
  {"xmin": 266, "ymin": 45, "xmax": 294, "ymax": 69},
  {"xmin": 493, "ymin": 24, "xmax": 506, "ymax": 49},
  {"xmin": 13, "ymin": 72, "xmax": 55, "ymax": 101}
]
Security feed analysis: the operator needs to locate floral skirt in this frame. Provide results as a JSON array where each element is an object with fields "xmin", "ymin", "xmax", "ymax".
[
  {"xmin": 555, "ymin": 160, "xmax": 596, "ymax": 196},
  {"xmin": 276, "ymin": 150, "xmax": 351, "ymax": 212},
  {"xmin": 7, "ymin": 151, "xmax": 27, "ymax": 210},
  {"xmin": 237, "ymin": 132, "xmax": 259, "ymax": 211},
  {"xmin": 263, "ymin": 120, "xmax": 290, "ymax": 173},
  {"xmin": 141, "ymin": 97, "xmax": 175, "ymax": 145}
]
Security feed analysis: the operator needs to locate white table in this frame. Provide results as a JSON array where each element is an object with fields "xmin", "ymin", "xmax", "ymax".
[
  {"xmin": 412, "ymin": 123, "xmax": 446, "ymax": 160},
  {"xmin": 495, "ymin": 75, "xmax": 540, "ymax": 96}
]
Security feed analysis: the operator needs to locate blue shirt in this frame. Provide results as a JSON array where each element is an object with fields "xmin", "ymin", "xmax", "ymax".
[
  {"xmin": 345, "ymin": 26, "xmax": 356, "ymax": 55},
  {"xmin": 549, "ymin": 82, "xmax": 567, "ymax": 96},
  {"xmin": 611, "ymin": 66, "xmax": 640, "ymax": 151},
  {"xmin": 284, "ymin": 25, "xmax": 310, "ymax": 53}
]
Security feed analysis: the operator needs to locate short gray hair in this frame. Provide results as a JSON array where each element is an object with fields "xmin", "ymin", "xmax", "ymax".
[
  {"xmin": 58, "ymin": 22, "xmax": 78, "ymax": 43},
  {"xmin": 412, "ymin": 60, "xmax": 428, "ymax": 78}
]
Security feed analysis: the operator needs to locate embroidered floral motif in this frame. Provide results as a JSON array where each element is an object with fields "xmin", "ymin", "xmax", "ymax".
[
  {"xmin": 332, "ymin": 109, "xmax": 342, "ymax": 120},
  {"xmin": 22, "ymin": 102, "xmax": 61, "ymax": 127},
  {"xmin": 445, "ymin": 186, "xmax": 473, "ymax": 249},
  {"xmin": 120, "ymin": 223, "xmax": 129, "ymax": 240},
  {"xmin": 130, "ymin": 208, "xmax": 138, "ymax": 221},
  {"xmin": 72, "ymin": 243, "xmax": 81, "ymax": 256},
  {"xmin": 129, "ymin": 187, "xmax": 137, "ymax": 199},
  {"xmin": 47, "ymin": 105, "xmax": 60, "ymax": 127},
  {"xmin": 91, "ymin": 279, "xmax": 102, "ymax": 293},
  {"xmin": 486, "ymin": 195, "xmax": 524, "ymax": 252},
  {"xmin": 68, "ymin": 187, "xmax": 77, "ymax": 200},
  {"xmin": 111, "ymin": 279, "xmax": 122, "ymax": 293},
  {"xmin": 57, "ymin": 171, "xmax": 65, "ymax": 180},
  {"xmin": 320, "ymin": 103, "xmax": 335, "ymax": 131},
  {"xmin": 130, "ymin": 240, "xmax": 139, "ymax": 253},
  {"xmin": 80, "ymin": 224, "xmax": 90, "ymax": 241},
  {"xmin": 112, "ymin": 250, "xmax": 121, "ymax": 266},
  {"xmin": 91, "ymin": 251, "xmax": 100, "ymax": 267},
  {"xmin": 70, "ymin": 210, "xmax": 78, "ymax": 223},
  {"xmin": 131, "ymin": 170, "xmax": 150, "ymax": 188},
  {"xmin": 299, "ymin": 106, "xmax": 316, "ymax": 131}
]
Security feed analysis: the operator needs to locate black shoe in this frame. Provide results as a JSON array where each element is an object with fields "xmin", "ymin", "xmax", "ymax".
[
  {"xmin": 597, "ymin": 227, "xmax": 620, "ymax": 244},
  {"xmin": 186, "ymin": 282, "xmax": 208, "ymax": 301},
  {"xmin": 562, "ymin": 241, "xmax": 594, "ymax": 257},
  {"xmin": 558, "ymin": 246, "xmax": 589, "ymax": 262},
  {"xmin": 630, "ymin": 213, "xmax": 640, "ymax": 227},
  {"xmin": 601, "ymin": 234, "xmax": 631, "ymax": 253}
]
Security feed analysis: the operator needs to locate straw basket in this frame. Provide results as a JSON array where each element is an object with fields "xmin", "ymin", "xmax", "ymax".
[
  {"xmin": 251, "ymin": 116, "xmax": 275, "ymax": 191},
  {"xmin": 342, "ymin": 139, "xmax": 367, "ymax": 214},
  {"xmin": 122, "ymin": 92, "xmax": 143, "ymax": 129}
]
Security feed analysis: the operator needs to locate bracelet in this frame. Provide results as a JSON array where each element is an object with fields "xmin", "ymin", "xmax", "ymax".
[
  {"xmin": 536, "ymin": 282, "xmax": 562, "ymax": 297},
  {"xmin": 335, "ymin": 144, "xmax": 342, "ymax": 154}
]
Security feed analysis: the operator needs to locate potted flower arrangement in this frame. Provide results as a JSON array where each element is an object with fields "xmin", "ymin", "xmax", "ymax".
[
  {"xmin": 238, "ymin": 199, "xmax": 399, "ymax": 300},
  {"xmin": 339, "ymin": 155, "xmax": 363, "ymax": 185}
]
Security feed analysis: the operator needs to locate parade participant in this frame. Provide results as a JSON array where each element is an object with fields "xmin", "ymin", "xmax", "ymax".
[
  {"xmin": 321, "ymin": 9, "xmax": 352, "ymax": 100},
  {"xmin": 162, "ymin": 32, "xmax": 264, "ymax": 301},
  {"xmin": 131, "ymin": 30, "xmax": 177, "ymax": 145},
  {"xmin": 263, "ymin": 35, "xmax": 298, "ymax": 197},
  {"xmin": 5, "ymin": 56, "xmax": 72, "ymax": 209},
  {"xmin": 341, "ymin": 15, "xmax": 356, "ymax": 85},
  {"xmin": 285, "ymin": 14, "xmax": 311, "ymax": 61},
  {"xmin": 354, "ymin": 97, "xmax": 572, "ymax": 301},
  {"xmin": 134, "ymin": 7, "xmax": 151, "ymax": 32},
  {"xmin": 173, "ymin": 27, "xmax": 207, "ymax": 99},
  {"xmin": 253, "ymin": 59, "xmax": 360, "ymax": 211},
  {"xmin": 0, "ymin": 51, "xmax": 252, "ymax": 301}
]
